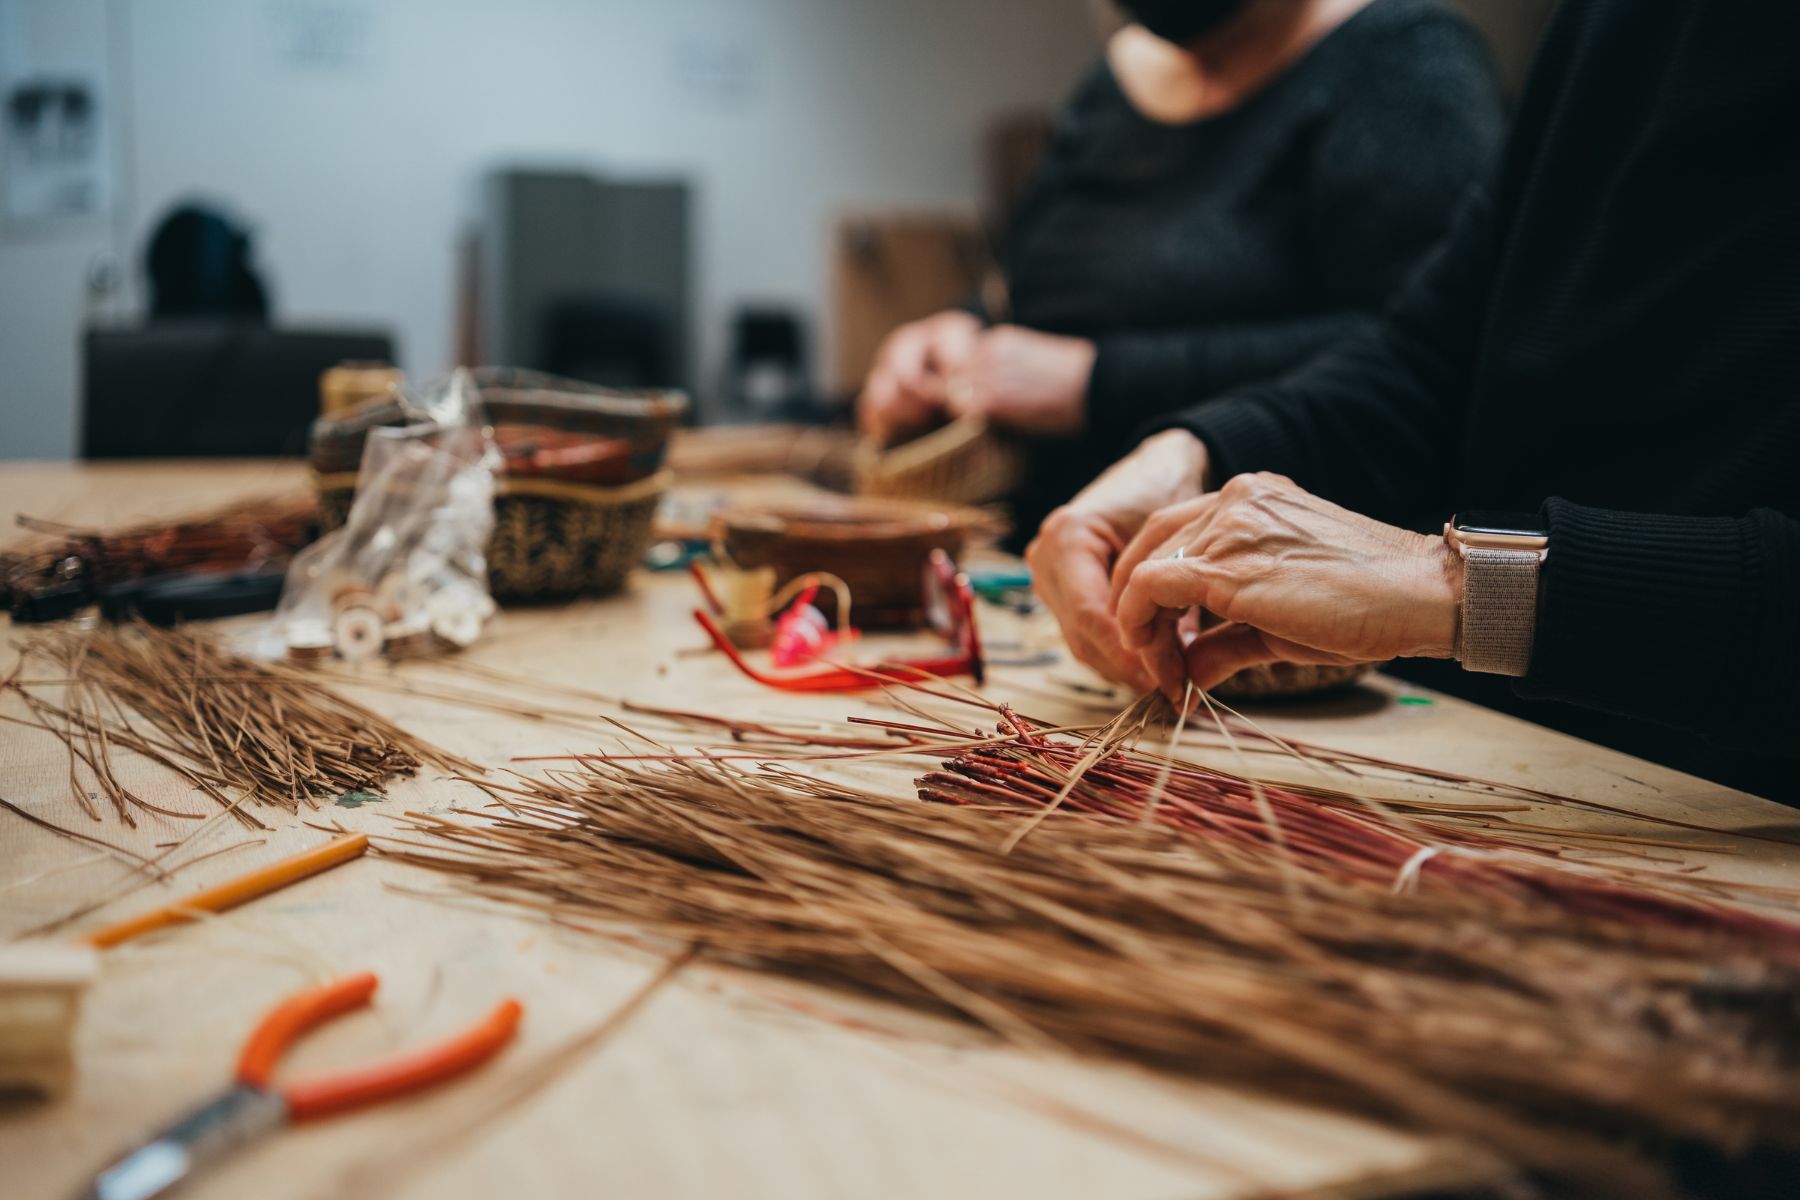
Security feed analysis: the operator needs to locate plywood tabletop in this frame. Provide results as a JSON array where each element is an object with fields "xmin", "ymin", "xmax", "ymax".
[{"xmin": 2, "ymin": 458, "xmax": 1794, "ymax": 1200}]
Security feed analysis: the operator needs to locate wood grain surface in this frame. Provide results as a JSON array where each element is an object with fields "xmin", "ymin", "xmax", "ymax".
[{"xmin": 3, "ymin": 458, "xmax": 1795, "ymax": 1200}]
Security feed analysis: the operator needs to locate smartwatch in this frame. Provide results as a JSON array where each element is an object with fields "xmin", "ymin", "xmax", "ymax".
[{"xmin": 1443, "ymin": 511, "xmax": 1549, "ymax": 677}]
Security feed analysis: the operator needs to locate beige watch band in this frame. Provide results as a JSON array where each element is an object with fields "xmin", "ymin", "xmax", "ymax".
[{"xmin": 1457, "ymin": 548, "xmax": 1541, "ymax": 676}]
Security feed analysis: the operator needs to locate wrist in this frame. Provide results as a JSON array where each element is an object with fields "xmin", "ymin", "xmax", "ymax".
[
  {"xmin": 1057, "ymin": 338, "xmax": 1099, "ymax": 435},
  {"xmin": 1415, "ymin": 535, "xmax": 1464, "ymax": 658},
  {"xmin": 1139, "ymin": 429, "xmax": 1212, "ymax": 496}
]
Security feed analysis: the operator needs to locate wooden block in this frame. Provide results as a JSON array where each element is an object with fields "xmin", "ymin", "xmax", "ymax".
[{"xmin": 0, "ymin": 943, "xmax": 99, "ymax": 1100}]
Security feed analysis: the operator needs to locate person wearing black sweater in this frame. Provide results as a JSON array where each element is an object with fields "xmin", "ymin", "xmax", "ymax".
[
  {"xmin": 857, "ymin": 0, "xmax": 1504, "ymax": 535},
  {"xmin": 1028, "ymin": 0, "xmax": 1800, "ymax": 802}
]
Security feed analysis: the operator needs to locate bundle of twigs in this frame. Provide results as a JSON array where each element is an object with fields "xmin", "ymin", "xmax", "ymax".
[
  {"xmin": 6, "ymin": 624, "xmax": 476, "ymax": 829},
  {"xmin": 1, "ymin": 493, "xmax": 318, "ymax": 608},
  {"xmin": 385, "ymin": 749, "xmax": 1800, "ymax": 1195}
]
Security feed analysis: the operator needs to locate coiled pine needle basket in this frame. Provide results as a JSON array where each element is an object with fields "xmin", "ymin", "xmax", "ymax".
[
  {"xmin": 854, "ymin": 415, "xmax": 1025, "ymax": 507},
  {"xmin": 312, "ymin": 369, "xmax": 686, "ymax": 601}
]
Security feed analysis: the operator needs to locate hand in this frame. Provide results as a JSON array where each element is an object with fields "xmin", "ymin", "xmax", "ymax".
[
  {"xmin": 1110, "ymin": 473, "xmax": 1463, "ymax": 700},
  {"xmin": 943, "ymin": 325, "xmax": 1096, "ymax": 436},
  {"xmin": 1024, "ymin": 430, "xmax": 1211, "ymax": 688},
  {"xmin": 857, "ymin": 310, "xmax": 984, "ymax": 446}
]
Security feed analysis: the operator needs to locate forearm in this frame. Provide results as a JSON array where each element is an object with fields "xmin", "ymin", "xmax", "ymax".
[
  {"xmin": 1521, "ymin": 501, "xmax": 1800, "ymax": 751},
  {"xmin": 1085, "ymin": 311, "xmax": 1376, "ymax": 455}
]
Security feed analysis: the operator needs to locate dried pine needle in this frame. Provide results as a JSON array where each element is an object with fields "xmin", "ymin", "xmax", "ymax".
[
  {"xmin": 6, "ymin": 623, "xmax": 477, "ymax": 828},
  {"xmin": 380, "ymin": 747, "xmax": 1800, "ymax": 1197}
]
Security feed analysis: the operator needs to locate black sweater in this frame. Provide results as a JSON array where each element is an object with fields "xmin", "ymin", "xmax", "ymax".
[
  {"xmin": 1158, "ymin": 0, "xmax": 1800, "ymax": 800},
  {"xmin": 989, "ymin": 0, "xmax": 1504, "ymax": 531}
]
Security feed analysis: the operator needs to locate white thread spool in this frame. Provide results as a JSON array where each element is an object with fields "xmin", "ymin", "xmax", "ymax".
[
  {"xmin": 284, "ymin": 619, "xmax": 335, "ymax": 663},
  {"xmin": 332, "ymin": 606, "xmax": 385, "ymax": 662}
]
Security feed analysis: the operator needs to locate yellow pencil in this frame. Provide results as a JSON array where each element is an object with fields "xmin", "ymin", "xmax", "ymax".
[{"xmin": 84, "ymin": 832, "xmax": 369, "ymax": 950}]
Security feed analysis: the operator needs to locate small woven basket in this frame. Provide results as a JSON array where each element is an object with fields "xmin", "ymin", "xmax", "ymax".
[
  {"xmin": 485, "ymin": 471, "xmax": 672, "ymax": 600},
  {"xmin": 855, "ymin": 415, "xmax": 1025, "ymax": 507},
  {"xmin": 1212, "ymin": 661, "xmax": 1379, "ymax": 700},
  {"xmin": 311, "ymin": 369, "xmax": 686, "ymax": 601}
]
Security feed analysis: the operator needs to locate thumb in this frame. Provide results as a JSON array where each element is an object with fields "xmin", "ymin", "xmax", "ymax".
[{"xmin": 941, "ymin": 372, "xmax": 983, "ymax": 419}]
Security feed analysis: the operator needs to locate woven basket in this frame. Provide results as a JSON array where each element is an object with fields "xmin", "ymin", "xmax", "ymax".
[
  {"xmin": 1212, "ymin": 661, "xmax": 1379, "ymax": 700},
  {"xmin": 855, "ymin": 415, "xmax": 1025, "ymax": 507},
  {"xmin": 715, "ymin": 496, "xmax": 991, "ymax": 626},
  {"xmin": 310, "ymin": 368, "xmax": 686, "ymax": 601},
  {"xmin": 313, "ymin": 470, "xmax": 671, "ymax": 601}
]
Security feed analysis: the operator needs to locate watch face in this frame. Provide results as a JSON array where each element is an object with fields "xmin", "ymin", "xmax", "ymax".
[{"xmin": 1452, "ymin": 510, "xmax": 1549, "ymax": 538}]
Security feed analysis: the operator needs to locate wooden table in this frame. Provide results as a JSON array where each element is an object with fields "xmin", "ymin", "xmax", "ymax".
[{"xmin": 3, "ymin": 459, "xmax": 1795, "ymax": 1200}]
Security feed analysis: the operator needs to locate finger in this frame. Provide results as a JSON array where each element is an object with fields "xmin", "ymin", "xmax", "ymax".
[
  {"xmin": 1071, "ymin": 620, "xmax": 1155, "ymax": 690},
  {"xmin": 857, "ymin": 375, "xmax": 895, "ymax": 442},
  {"xmin": 1069, "ymin": 587, "xmax": 1157, "ymax": 688},
  {"xmin": 1181, "ymin": 623, "xmax": 1283, "ymax": 692},
  {"xmin": 1115, "ymin": 558, "xmax": 1218, "ymax": 649},
  {"xmin": 1037, "ymin": 532, "xmax": 1154, "ymax": 688},
  {"xmin": 941, "ymin": 372, "xmax": 982, "ymax": 420},
  {"xmin": 886, "ymin": 329, "xmax": 932, "ymax": 392},
  {"xmin": 931, "ymin": 323, "xmax": 982, "ymax": 376},
  {"xmin": 1109, "ymin": 495, "xmax": 1220, "ymax": 612},
  {"xmin": 1137, "ymin": 610, "xmax": 1189, "ymax": 702}
]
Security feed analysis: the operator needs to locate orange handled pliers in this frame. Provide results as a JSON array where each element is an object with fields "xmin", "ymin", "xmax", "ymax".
[{"xmin": 81, "ymin": 972, "xmax": 522, "ymax": 1200}]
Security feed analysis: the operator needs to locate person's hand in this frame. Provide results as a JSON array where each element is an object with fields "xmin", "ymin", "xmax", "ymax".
[
  {"xmin": 1024, "ymin": 430, "xmax": 1211, "ymax": 688},
  {"xmin": 857, "ymin": 310, "xmax": 984, "ymax": 445},
  {"xmin": 944, "ymin": 325, "xmax": 1096, "ymax": 436},
  {"xmin": 1109, "ymin": 473, "xmax": 1463, "ymax": 699}
]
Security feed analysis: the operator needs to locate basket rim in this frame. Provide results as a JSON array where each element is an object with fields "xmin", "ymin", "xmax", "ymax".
[
  {"xmin": 313, "ymin": 467, "xmax": 672, "ymax": 506},
  {"xmin": 717, "ymin": 495, "xmax": 989, "ymax": 542},
  {"xmin": 857, "ymin": 414, "xmax": 997, "ymax": 479},
  {"xmin": 471, "ymin": 367, "xmax": 690, "ymax": 420}
]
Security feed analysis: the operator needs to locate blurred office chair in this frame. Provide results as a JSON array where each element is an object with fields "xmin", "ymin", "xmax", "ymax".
[{"xmin": 80, "ymin": 323, "xmax": 394, "ymax": 458}]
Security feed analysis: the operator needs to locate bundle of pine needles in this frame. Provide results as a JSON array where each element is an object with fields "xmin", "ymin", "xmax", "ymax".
[
  {"xmin": 386, "ymin": 742, "xmax": 1800, "ymax": 1195},
  {"xmin": 6, "ymin": 624, "xmax": 476, "ymax": 829},
  {"xmin": 918, "ymin": 699, "xmax": 1800, "ymax": 953}
]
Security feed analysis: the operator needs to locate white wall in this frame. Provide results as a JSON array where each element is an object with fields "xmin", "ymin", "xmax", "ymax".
[
  {"xmin": 0, "ymin": 0, "xmax": 122, "ymax": 460},
  {"xmin": 0, "ymin": 0, "xmax": 1099, "ymax": 458}
]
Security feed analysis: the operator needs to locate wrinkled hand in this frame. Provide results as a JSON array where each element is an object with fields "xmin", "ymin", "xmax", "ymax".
[
  {"xmin": 858, "ymin": 310, "xmax": 984, "ymax": 446},
  {"xmin": 944, "ymin": 325, "xmax": 1096, "ymax": 436},
  {"xmin": 1024, "ymin": 430, "xmax": 1211, "ymax": 688},
  {"xmin": 1110, "ymin": 473, "xmax": 1463, "ymax": 699}
]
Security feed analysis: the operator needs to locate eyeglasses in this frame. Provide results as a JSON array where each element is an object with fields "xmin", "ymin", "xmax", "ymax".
[{"xmin": 693, "ymin": 549, "xmax": 985, "ymax": 692}]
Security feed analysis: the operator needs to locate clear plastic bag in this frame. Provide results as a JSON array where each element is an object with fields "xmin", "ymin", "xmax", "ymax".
[{"xmin": 253, "ymin": 369, "xmax": 501, "ymax": 663}]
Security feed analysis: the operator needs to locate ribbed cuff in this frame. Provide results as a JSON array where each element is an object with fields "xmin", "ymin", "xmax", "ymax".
[
  {"xmin": 1087, "ymin": 336, "xmax": 1180, "ymax": 457},
  {"xmin": 1520, "ymin": 499, "xmax": 1760, "ymax": 737}
]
